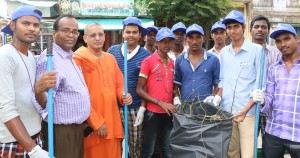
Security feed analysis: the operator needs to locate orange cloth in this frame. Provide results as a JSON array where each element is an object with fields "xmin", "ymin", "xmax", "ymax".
[
  {"xmin": 73, "ymin": 47, "xmax": 124, "ymax": 158},
  {"xmin": 84, "ymin": 138, "xmax": 122, "ymax": 158}
]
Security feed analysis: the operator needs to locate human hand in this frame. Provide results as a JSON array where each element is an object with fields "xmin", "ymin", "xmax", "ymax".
[
  {"xmin": 203, "ymin": 95, "xmax": 214, "ymax": 103},
  {"xmin": 34, "ymin": 71, "xmax": 57, "ymax": 94},
  {"xmin": 97, "ymin": 123, "xmax": 107, "ymax": 138},
  {"xmin": 28, "ymin": 145, "xmax": 49, "ymax": 158},
  {"xmin": 233, "ymin": 111, "xmax": 247, "ymax": 123},
  {"xmin": 134, "ymin": 106, "xmax": 146, "ymax": 127},
  {"xmin": 173, "ymin": 97, "xmax": 181, "ymax": 106},
  {"xmin": 212, "ymin": 95, "xmax": 222, "ymax": 106},
  {"xmin": 122, "ymin": 93, "xmax": 133, "ymax": 105},
  {"xmin": 252, "ymin": 89, "xmax": 265, "ymax": 104},
  {"xmin": 158, "ymin": 101, "xmax": 177, "ymax": 116}
]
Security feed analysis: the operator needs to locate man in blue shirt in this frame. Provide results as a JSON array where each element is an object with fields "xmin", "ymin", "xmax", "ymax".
[
  {"xmin": 213, "ymin": 10, "xmax": 265, "ymax": 158},
  {"xmin": 174, "ymin": 24, "xmax": 220, "ymax": 103}
]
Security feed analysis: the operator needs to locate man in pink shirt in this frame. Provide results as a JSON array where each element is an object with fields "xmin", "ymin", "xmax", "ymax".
[{"xmin": 136, "ymin": 27, "xmax": 177, "ymax": 158}]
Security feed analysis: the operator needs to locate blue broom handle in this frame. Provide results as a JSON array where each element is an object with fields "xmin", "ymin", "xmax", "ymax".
[
  {"xmin": 123, "ymin": 41, "xmax": 128, "ymax": 158},
  {"xmin": 254, "ymin": 47, "xmax": 266, "ymax": 158},
  {"xmin": 46, "ymin": 38, "xmax": 54, "ymax": 158}
]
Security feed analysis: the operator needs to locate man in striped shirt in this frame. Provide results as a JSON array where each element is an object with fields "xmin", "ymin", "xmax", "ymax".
[
  {"xmin": 108, "ymin": 17, "xmax": 150, "ymax": 158},
  {"xmin": 33, "ymin": 14, "xmax": 90, "ymax": 158},
  {"xmin": 253, "ymin": 23, "xmax": 300, "ymax": 157}
]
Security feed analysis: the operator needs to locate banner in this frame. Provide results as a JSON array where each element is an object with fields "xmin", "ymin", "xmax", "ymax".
[{"xmin": 80, "ymin": 0, "xmax": 134, "ymax": 16}]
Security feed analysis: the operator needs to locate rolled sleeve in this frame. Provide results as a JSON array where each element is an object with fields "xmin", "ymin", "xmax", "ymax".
[
  {"xmin": 0, "ymin": 54, "xmax": 19, "ymax": 123},
  {"xmin": 140, "ymin": 58, "xmax": 150, "ymax": 78}
]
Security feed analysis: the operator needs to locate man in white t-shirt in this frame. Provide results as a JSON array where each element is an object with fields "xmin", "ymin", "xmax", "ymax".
[{"xmin": 0, "ymin": 6, "xmax": 55, "ymax": 158}]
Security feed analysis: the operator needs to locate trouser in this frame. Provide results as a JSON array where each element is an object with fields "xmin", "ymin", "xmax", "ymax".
[
  {"xmin": 263, "ymin": 132, "xmax": 300, "ymax": 158},
  {"xmin": 42, "ymin": 120, "xmax": 85, "ymax": 158},
  {"xmin": 142, "ymin": 110, "xmax": 173, "ymax": 158},
  {"xmin": 227, "ymin": 115, "xmax": 255, "ymax": 158},
  {"xmin": 0, "ymin": 133, "xmax": 42, "ymax": 158}
]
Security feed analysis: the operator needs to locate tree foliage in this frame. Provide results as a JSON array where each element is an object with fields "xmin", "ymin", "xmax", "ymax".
[{"xmin": 137, "ymin": 0, "xmax": 236, "ymax": 36}]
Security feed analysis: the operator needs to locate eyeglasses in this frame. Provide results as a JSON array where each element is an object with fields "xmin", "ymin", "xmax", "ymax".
[
  {"xmin": 57, "ymin": 28, "xmax": 80, "ymax": 36},
  {"xmin": 85, "ymin": 33, "xmax": 104, "ymax": 38}
]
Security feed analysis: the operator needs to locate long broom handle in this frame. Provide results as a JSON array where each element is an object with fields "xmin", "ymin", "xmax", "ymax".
[
  {"xmin": 254, "ymin": 46, "xmax": 266, "ymax": 158},
  {"xmin": 46, "ymin": 37, "xmax": 54, "ymax": 158},
  {"xmin": 123, "ymin": 41, "xmax": 129, "ymax": 158}
]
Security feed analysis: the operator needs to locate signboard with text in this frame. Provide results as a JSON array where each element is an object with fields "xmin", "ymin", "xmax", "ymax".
[{"xmin": 80, "ymin": 0, "xmax": 135, "ymax": 16}]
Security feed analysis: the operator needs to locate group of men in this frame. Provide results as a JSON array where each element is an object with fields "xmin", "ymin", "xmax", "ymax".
[{"xmin": 0, "ymin": 5, "xmax": 299, "ymax": 158}]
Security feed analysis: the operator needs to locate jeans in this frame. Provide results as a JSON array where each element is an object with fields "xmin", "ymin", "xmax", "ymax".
[
  {"xmin": 263, "ymin": 132, "xmax": 300, "ymax": 158},
  {"xmin": 142, "ymin": 110, "xmax": 173, "ymax": 158}
]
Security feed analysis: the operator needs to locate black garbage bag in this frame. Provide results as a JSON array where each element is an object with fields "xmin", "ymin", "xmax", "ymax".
[{"xmin": 170, "ymin": 101, "xmax": 233, "ymax": 158}]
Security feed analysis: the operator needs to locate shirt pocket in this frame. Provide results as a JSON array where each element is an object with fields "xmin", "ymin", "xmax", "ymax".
[{"xmin": 239, "ymin": 62, "xmax": 255, "ymax": 79}]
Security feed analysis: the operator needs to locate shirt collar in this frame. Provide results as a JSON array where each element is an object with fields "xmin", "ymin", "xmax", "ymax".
[
  {"xmin": 121, "ymin": 44, "xmax": 140, "ymax": 60},
  {"xmin": 278, "ymin": 57, "xmax": 300, "ymax": 65},
  {"xmin": 184, "ymin": 48, "xmax": 209, "ymax": 60},
  {"xmin": 229, "ymin": 38, "xmax": 251, "ymax": 53},
  {"xmin": 53, "ymin": 43, "xmax": 74, "ymax": 59},
  {"xmin": 153, "ymin": 50, "xmax": 171, "ymax": 62}
]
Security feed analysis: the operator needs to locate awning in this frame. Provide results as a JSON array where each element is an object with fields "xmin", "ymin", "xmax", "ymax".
[
  {"xmin": 77, "ymin": 18, "xmax": 154, "ymax": 31},
  {"xmin": 16, "ymin": 0, "xmax": 57, "ymax": 7}
]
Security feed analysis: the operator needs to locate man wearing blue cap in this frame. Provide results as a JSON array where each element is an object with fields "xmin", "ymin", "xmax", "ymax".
[
  {"xmin": 0, "ymin": 5, "xmax": 54, "ymax": 158},
  {"xmin": 108, "ymin": 16, "xmax": 151, "ymax": 158},
  {"xmin": 169, "ymin": 22, "xmax": 187, "ymax": 61},
  {"xmin": 174, "ymin": 24, "xmax": 220, "ymax": 104},
  {"xmin": 253, "ymin": 23, "xmax": 300, "ymax": 158},
  {"xmin": 213, "ymin": 10, "xmax": 266, "ymax": 158},
  {"xmin": 250, "ymin": 15, "xmax": 281, "ymax": 150},
  {"xmin": 208, "ymin": 21, "xmax": 227, "ymax": 61},
  {"xmin": 136, "ymin": 27, "xmax": 177, "ymax": 158},
  {"xmin": 144, "ymin": 25, "xmax": 158, "ymax": 53}
]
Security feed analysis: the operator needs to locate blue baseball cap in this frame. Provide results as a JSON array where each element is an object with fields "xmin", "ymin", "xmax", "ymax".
[
  {"xmin": 222, "ymin": 10, "xmax": 245, "ymax": 25},
  {"xmin": 146, "ymin": 25, "xmax": 158, "ymax": 34},
  {"xmin": 186, "ymin": 24, "xmax": 204, "ymax": 37},
  {"xmin": 156, "ymin": 27, "xmax": 175, "ymax": 42},
  {"xmin": 171, "ymin": 22, "xmax": 186, "ymax": 33},
  {"xmin": 211, "ymin": 21, "xmax": 226, "ymax": 33},
  {"xmin": 123, "ymin": 17, "xmax": 150, "ymax": 36},
  {"xmin": 270, "ymin": 23, "xmax": 297, "ymax": 39},
  {"xmin": 1, "ymin": 5, "xmax": 42, "ymax": 35}
]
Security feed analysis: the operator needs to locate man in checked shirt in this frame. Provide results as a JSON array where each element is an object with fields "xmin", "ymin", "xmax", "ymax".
[{"xmin": 253, "ymin": 23, "xmax": 300, "ymax": 158}]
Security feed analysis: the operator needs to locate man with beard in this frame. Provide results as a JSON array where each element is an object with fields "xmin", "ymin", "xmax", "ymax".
[
  {"xmin": 208, "ymin": 21, "xmax": 227, "ymax": 61},
  {"xmin": 144, "ymin": 25, "xmax": 158, "ymax": 54},
  {"xmin": 253, "ymin": 23, "xmax": 300, "ymax": 158},
  {"xmin": 249, "ymin": 15, "xmax": 281, "ymax": 151},
  {"xmin": 33, "ymin": 14, "xmax": 91, "ymax": 158},
  {"xmin": 108, "ymin": 17, "xmax": 150, "ymax": 158},
  {"xmin": 168, "ymin": 22, "xmax": 186, "ymax": 62},
  {"xmin": 0, "ymin": 6, "xmax": 54, "ymax": 158}
]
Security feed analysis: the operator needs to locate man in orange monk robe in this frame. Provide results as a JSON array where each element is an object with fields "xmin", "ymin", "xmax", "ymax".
[{"xmin": 73, "ymin": 23, "xmax": 133, "ymax": 158}]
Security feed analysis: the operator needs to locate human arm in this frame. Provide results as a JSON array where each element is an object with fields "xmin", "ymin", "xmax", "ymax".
[
  {"xmin": 34, "ymin": 71, "xmax": 57, "ymax": 109},
  {"xmin": 0, "ymin": 51, "xmax": 48, "ymax": 157},
  {"xmin": 136, "ymin": 76, "xmax": 177, "ymax": 116}
]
